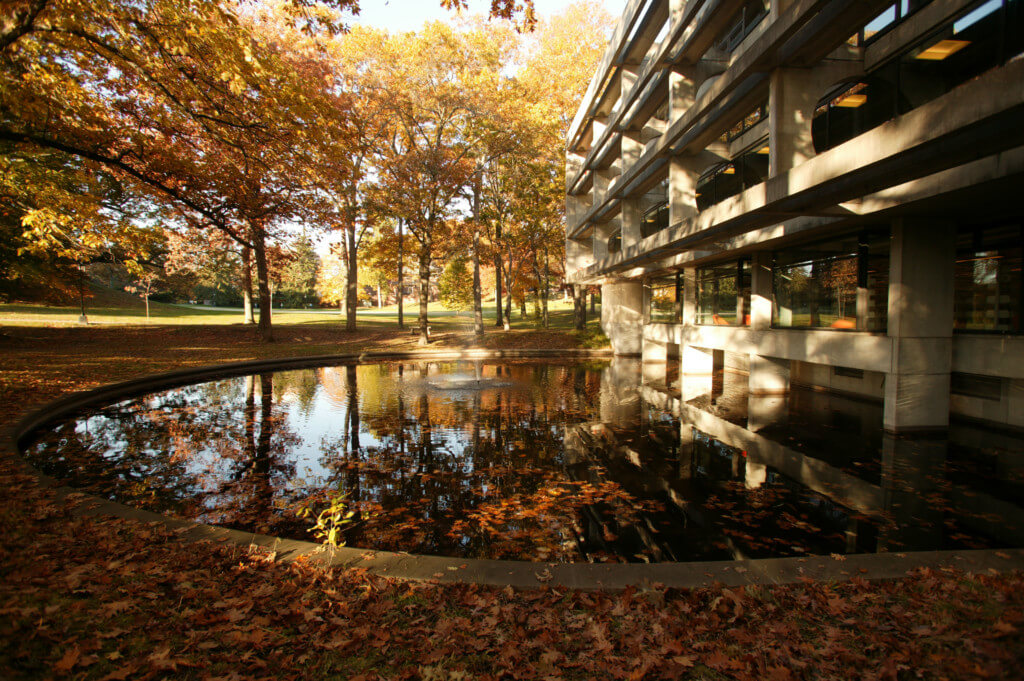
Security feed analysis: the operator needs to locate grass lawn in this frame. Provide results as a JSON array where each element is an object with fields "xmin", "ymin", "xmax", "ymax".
[
  {"xmin": 0, "ymin": 284, "xmax": 591, "ymax": 330},
  {"xmin": 0, "ymin": 315, "xmax": 1021, "ymax": 680}
]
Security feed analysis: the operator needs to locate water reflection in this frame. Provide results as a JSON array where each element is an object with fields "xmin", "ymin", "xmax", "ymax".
[{"xmin": 25, "ymin": 359, "xmax": 1024, "ymax": 563}]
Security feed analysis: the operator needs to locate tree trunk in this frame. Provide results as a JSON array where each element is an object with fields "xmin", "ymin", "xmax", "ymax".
[
  {"xmin": 493, "ymin": 255, "xmax": 503, "ymax": 328},
  {"xmin": 472, "ymin": 173, "xmax": 483, "ymax": 338},
  {"xmin": 503, "ymin": 248, "xmax": 512, "ymax": 331},
  {"xmin": 418, "ymin": 237, "xmax": 431, "ymax": 346},
  {"xmin": 573, "ymin": 284, "xmax": 586, "ymax": 331},
  {"xmin": 345, "ymin": 222, "xmax": 358, "ymax": 331},
  {"xmin": 532, "ymin": 250, "xmax": 542, "ymax": 322},
  {"xmin": 542, "ymin": 246, "xmax": 550, "ymax": 329},
  {"xmin": 251, "ymin": 225, "xmax": 274, "ymax": 342},
  {"xmin": 397, "ymin": 219, "xmax": 404, "ymax": 329},
  {"xmin": 377, "ymin": 283, "xmax": 382, "ymax": 309},
  {"xmin": 242, "ymin": 245, "xmax": 255, "ymax": 324}
]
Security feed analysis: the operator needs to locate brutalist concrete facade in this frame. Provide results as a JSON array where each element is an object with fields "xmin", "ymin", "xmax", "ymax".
[{"xmin": 565, "ymin": 0, "xmax": 1024, "ymax": 432}]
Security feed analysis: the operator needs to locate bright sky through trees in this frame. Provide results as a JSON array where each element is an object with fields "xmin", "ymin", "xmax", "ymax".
[{"xmin": 351, "ymin": 0, "xmax": 625, "ymax": 32}]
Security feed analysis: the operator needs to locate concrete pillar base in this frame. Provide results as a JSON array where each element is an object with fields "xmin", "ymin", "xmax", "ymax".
[
  {"xmin": 601, "ymin": 281, "xmax": 644, "ymax": 356},
  {"xmin": 750, "ymin": 355, "xmax": 790, "ymax": 395}
]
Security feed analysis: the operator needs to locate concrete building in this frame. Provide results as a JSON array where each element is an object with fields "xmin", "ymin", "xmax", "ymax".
[{"xmin": 565, "ymin": 0, "xmax": 1024, "ymax": 433}]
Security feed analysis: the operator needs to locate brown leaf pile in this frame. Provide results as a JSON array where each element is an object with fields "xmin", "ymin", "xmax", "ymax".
[{"xmin": 1, "ymin": 324, "xmax": 1023, "ymax": 679}]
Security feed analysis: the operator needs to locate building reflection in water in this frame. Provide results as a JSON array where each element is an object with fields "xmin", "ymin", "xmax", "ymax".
[{"xmin": 24, "ymin": 358, "xmax": 1024, "ymax": 564}]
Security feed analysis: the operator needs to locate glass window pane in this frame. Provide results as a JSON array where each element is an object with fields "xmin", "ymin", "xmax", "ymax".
[
  {"xmin": 649, "ymin": 276, "xmax": 679, "ymax": 324},
  {"xmin": 696, "ymin": 261, "xmax": 749, "ymax": 326},
  {"xmin": 772, "ymin": 233, "xmax": 889, "ymax": 331},
  {"xmin": 954, "ymin": 225, "xmax": 1023, "ymax": 333}
]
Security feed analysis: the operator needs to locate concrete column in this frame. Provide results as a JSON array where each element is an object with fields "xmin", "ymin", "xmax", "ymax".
[
  {"xmin": 679, "ymin": 345, "xmax": 716, "ymax": 401},
  {"xmin": 750, "ymin": 252, "xmax": 773, "ymax": 331},
  {"xmin": 769, "ymin": 68, "xmax": 820, "ymax": 176},
  {"xmin": 600, "ymin": 356, "xmax": 642, "ymax": 427},
  {"xmin": 669, "ymin": 0, "xmax": 686, "ymax": 24},
  {"xmin": 681, "ymin": 344, "xmax": 715, "ymax": 374},
  {"xmin": 670, "ymin": 151, "xmax": 723, "ymax": 226},
  {"xmin": 747, "ymin": 394, "xmax": 788, "ymax": 431},
  {"xmin": 623, "ymin": 131, "xmax": 644, "ymax": 173},
  {"xmin": 884, "ymin": 219, "xmax": 955, "ymax": 432},
  {"xmin": 770, "ymin": 0, "xmax": 797, "ymax": 20},
  {"xmin": 601, "ymin": 281, "xmax": 644, "ymax": 356},
  {"xmin": 678, "ymin": 422, "xmax": 695, "ymax": 479},
  {"xmin": 681, "ymin": 269, "xmax": 697, "ymax": 325},
  {"xmin": 769, "ymin": 61, "xmax": 863, "ymax": 176},
  {"xmin": 745, "ymin": 460, "xmax": 768, "ymax": 489},
  {"xmin": 878, "ymin": 433, "xmax": 948, "ymax": 551},
  {"xmin": 749, "ymin": 355, "xmax": 790, "ymax": 395},
  {"xmin": 643, "ymin": 339, "xmax": 669, "ymax": 363},
  {"xmin": 620, "ymin": 68, "xmax": 638, "ymax": 110},
  {"xmin": 593, "ymin": 220, "xmax": 614, "ymax": 260},
  {"xmin": 670, "ymin": 63, "xmax": 725, "ymax": 124},
  {"xmin": 621, "ymin": 198, "xmax": 643, "ymax": 249},
  {"xmin": 566, "ymin": 236, "xmax": 594, "ymax": 275}
]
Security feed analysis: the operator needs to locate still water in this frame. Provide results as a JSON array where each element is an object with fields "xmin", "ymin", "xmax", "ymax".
[{"xmin": 25, "ymin": 359, "xmax": 1024, "ymax": 563}]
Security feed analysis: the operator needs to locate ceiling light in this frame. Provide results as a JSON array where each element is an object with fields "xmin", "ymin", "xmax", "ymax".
[
  {"xmin": 834, "ymin": 94, "xmax": 867, "ymax": 108},
  {"xmin": 723, "ymin": 166, "xmax": 735, "ymax": 175},
  {"xmin": 757, "ymin": 145, "xmax": 770, "ymax": 154},
  {"xmin": 915, "ymin": 39, "xmax": 970, "ymax": 60}
]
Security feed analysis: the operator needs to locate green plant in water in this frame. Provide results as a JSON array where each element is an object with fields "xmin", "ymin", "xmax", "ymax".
[{"xmin": 298, "ymin": 491, "xmax": 356, "ymax": 547}]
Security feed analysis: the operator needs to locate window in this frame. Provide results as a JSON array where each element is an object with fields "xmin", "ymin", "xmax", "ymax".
[
  {"xmin": 772, "ymin": 232, "xmax": 889, "ymax": 331},
  {"xmin": 608, "ymin": 228, "xmax": 622, "ymax": 255},
  {"xmin": 812, "ymin": 79, "xmax": 897, "ymax": 152},
  {"xmin": 726, "ymin": 102, "xmax": 768, "ymax": 142},
  {"xmin": 642, "ymin": 202, "xmax": 670, "ymax": 238},
  {"xmin": 861, "ymin": 0, "xmax": 933, "ymax": 43},
  {"xmin": 696, "ymin": 143, "xmax": 769, "ymax": 211},
  {"xmin": 954, "ymin": 224, "xmax": 1023, "ymax": 333},
  {"xmin": 697, "ymin": 260, "xmax": 751, "ymax": 326},
  {"xmin": 648, "ymin": 275, "xmax": 680, "ymax": 324},
  {"xmin": 817, "ymin": 0, "xmax": 1023, "ymax": 153},
  {"xmin": 716, "ymin": 0, "xmax": 768, "ymax": 53}
]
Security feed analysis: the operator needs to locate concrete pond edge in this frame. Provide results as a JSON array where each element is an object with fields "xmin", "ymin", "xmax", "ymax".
[{"xmin": 8, "ymin": 348, "xmax": 1024, "ymax": 591}]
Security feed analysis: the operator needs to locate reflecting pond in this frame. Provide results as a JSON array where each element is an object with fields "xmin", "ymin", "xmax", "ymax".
[{"xmin": 25, "ymin": 359, "xmax": 1024, "ymax": 563}]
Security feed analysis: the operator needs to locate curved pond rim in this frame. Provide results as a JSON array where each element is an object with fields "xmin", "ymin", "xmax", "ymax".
[{"xmin": 9, "ymin": 348, "xmax": 1024, "ymax": 591}]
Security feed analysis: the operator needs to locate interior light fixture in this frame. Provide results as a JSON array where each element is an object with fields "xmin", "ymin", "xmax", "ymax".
[
  {"xmin": 834, "ymin": 94, "xmax": 867, "ymax": 108},
  {"xmin": 915, "ymin": 39, "xmax": 970, "ymax": 60},
  {"xmin": 757, "ymin": 145, "xmax": 770, "ymax": 154},
  {"xmin": 723, "ymin": 166, "xmax": 736, "ymax": 175}
]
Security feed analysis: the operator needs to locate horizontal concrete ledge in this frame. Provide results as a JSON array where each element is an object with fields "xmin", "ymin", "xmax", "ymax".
[{"xmin": 8, "ymin": 349, "xmax": 1024, "ymax": 591}]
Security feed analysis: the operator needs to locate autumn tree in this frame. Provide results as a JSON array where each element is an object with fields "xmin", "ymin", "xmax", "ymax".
[
  {"xmin": 316, "ymin": 245, "xmax": 348, "ymax": 314},
  {"xmin": 439, "ymin": 256, "xmax": 473, "ymax": 314},
  {"xmin": 375, "ymin": 24, "xmax": 504, "ymax": 345}
]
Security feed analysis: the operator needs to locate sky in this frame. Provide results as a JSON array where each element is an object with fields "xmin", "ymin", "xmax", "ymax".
[{"xmin": 349, "ymin": 0, "xmax": 627, "ymax": 33}]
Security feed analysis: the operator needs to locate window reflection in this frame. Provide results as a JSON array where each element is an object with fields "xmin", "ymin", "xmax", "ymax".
[
  {"xmin": 954, "ymin": 224, "xmax": 1023, "ymax": 333},
  {"xmin": 641, "ymin": 202, "xmax": 669, "ymax": 238},
  {"xmin": 696, "ymin": 143, "xmax": 769, "ymax": 211},
  {"xmin": 696, "ymin": 260, "xmax": 751, "ymax": 326},
  {"xmin": 608, "ymin": 228, "xmax": 622, "ymax": 255},
  {"xmin": 815, "ymin": 0, "xmax": 1022, "ymax": 154},
  {"xmin": 647, "ymin": 275, "xmax": 680, "ymax": 324},
  {"xmin": 772, "ymin": 233, "xmax": 889, "ymax": 331}
]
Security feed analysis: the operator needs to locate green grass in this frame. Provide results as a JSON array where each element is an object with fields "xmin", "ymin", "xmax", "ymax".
[{"xmin": 0, "ymin": 288, "xmax": 603, "ymax": 332}]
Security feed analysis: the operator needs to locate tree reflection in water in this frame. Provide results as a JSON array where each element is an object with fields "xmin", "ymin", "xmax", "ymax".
[{"xmin": 25, "ymin": 360, "xmax": 1024, "ymax": 562}]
